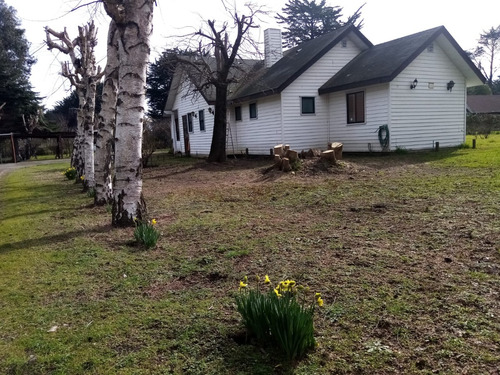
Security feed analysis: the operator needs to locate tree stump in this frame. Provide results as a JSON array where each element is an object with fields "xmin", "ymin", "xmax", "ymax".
[
  {"xmin": 321, "ymin": 149, "xmax": 336, "ymax": 164},
  {"xmin": 274, "ymin": 144, "xmax": 283, "ymax": 156},
  {"xmin": 328, "ymin": 142, "xmax": 343, "ymax": 160},
  {"xmin": 285, "ymin": 149, "xmax": 298, "ymax": 162},
  {"xmin": 274, "ymin": 154, "xmax": 283, "ymax": 169},
  {"xmin": 282, "ymin": 157, "xmax": 291, "ymax": 172}
]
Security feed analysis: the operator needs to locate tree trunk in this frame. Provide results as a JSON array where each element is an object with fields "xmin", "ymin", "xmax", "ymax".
[
  {"xmin": 105, "ymin": 0, "xmax": 154, "ymax": 226},
  {"xmin": 83, "ymin": 79, "xmax": 96, "ymax": 191},
  {"xmin": 94, "ymin": 21, "xmax": 118, "ymax": 206},
  {"xmin": 72, "ymin": 91, "xmax": 86, "ymax": 179},
  {"xmin": 207, "ymin": 84, "xmax": 228, "ymax": 162}
]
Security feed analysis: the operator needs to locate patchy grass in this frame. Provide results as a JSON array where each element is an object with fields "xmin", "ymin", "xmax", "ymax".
[{"xmin": 1, "ymin": 137, "xmax": 499, "ymax": 374}]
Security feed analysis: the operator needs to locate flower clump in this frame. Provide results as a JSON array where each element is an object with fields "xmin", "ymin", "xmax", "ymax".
[
  {"xmin": 133, "ymin": 218, "xmax": 160, "ymax": 249},
  {"xmin": 235, "ymin": 274, "xmax": 324, "ymax": 360},
  {"xmin": 62, "ymin": 167, "xmax": 77, "ymax": 180}
]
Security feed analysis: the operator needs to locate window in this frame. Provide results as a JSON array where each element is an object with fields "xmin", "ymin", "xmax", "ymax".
[
  {"xmin": 301, "ymin": 97, "xmax": 315, "ymax": 114},
  {"xmin": 235, "ymin": 106, "xmax": 242, "ymax": 121},
  {"xmin": 341, "ymin": 40, "xmax": 347, "ymax": 48},
  {"xmin": 187, "ymin": 112, "xmax": 193, "ymax": 132},
  {"xmin": 174, "ymin": 118, "xmax": 180, "ymax": 141},
  {"xmin": 427, "ymin": 43, "xmax": 434, "ymax": 53},
  {"xmin": 249, "ymin": 102, "xmax": 257, "ymax": 119},
  {"xmin": 198, "ymin": 110, "xmax": 205, "ymax": 131},
  {"xmin": 346, "ymin": 91, "xmax": 365, "ymax": 124}
]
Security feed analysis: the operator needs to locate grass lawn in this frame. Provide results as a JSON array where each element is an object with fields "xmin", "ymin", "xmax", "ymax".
[{"xmin": 0, "ymin": 135, "xmax": 499, "ymax": 374}]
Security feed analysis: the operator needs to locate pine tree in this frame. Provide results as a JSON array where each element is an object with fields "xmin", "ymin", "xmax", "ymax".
[{"xmin": 276, "ymin": 0, "xmax": 364, "ymax": 48}]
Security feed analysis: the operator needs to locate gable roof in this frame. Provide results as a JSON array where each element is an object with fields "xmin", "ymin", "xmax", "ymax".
[
  {"xmin": 467, "ymin": 95, "xmax": 500, "ymax": 114},
  {"xmin": 319, "ymin": 26, "xmax": 486, "ymax": 94},
  {"xmin": 230, "ymin": 25, "xmax": 372, "ymax": 103}
]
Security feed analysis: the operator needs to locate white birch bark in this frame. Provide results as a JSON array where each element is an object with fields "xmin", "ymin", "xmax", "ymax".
[
  {"xmin": 102, "ymin": 0, "xmax": 154, "ymax": 226},
  {"xmin": 94, "ymin": 20, "xmax": 119, "ymax": 205}
]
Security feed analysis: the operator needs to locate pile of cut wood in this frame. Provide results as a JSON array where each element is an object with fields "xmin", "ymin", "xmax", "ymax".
[{"xmin": 273, "ymin": 142, "xmax": 343, "ymax": 172}]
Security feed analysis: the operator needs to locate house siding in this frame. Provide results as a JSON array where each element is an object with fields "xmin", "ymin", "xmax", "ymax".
[
  {"xmin": 280, "ymin": 36, "xmax": 363, "ymax": 151},
  {"xmin": 170, "ymin": 81, "xmax": 214, "ymax": 155},
  {"xmin": 389, "ymin": 43, "xmax": 466, "ymax": 150},
  {"xmin": 229, "ymin": 95, "xmax": 282, "ymax": 155},
  {"xmin": 327, "ymin": 84, "xmax": 390, "ymax": 152}
]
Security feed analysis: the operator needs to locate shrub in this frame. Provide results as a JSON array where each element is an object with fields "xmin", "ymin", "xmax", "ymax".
[
  {"xmin": 63, "ymin": 167, "xmax": 77, "ymax": 180},
  {"xmin": 133, "ymin": 218, "xmax": 160, "ymax": 249},
  {"xmin": 235, "ymin": 276, "xmax": 323, "ymax": 360}
]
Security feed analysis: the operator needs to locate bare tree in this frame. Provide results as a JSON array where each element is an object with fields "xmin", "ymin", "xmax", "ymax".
[
  {"xmin": 45, "ymin": 22, "xmax": 103, "ymax": 190},
  {"xmin": 471, "ymin": 25, "xmax": 500, "ymax": 89},
  {"xmin": 101, "ymin": 0, "xmax": 155, "ymax": 226},
  {"xmin": 178, "ymin": 2, "xmax": 264, "ymax": 162},
  {"xmin": 94, "ymin": 20, "xmax": 119, "ymax": 206}
]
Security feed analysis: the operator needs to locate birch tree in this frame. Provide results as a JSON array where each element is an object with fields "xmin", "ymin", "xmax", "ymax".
[
  {"xmin": 94, "ymin": 20, "xmax": 119, "ymax": 206},
  {"xmin": 45, "ymin": 22, "xmax": 103, "ymax": 190},
  {"xmin": 101, "ymin": 0, "xmax": 155, "ymax": 226}
]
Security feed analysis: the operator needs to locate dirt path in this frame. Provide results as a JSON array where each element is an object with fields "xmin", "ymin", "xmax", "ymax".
[{"xmin": 0, "ymin": 159, "xmax": 69, "ymax": 181}]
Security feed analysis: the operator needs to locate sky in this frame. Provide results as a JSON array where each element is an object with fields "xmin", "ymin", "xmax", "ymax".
[{"xmin": 6, "ymin": 0, "xmax": 500, "ymax": 109}]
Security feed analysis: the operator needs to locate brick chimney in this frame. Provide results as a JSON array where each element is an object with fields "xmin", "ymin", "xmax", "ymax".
[{"xmin": 264, "ymin": 28, "xmax": 283, "ymax": 68}]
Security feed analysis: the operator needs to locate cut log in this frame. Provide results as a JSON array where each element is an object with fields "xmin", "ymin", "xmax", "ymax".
[
  {"xmin": 283, "ymin": 144, "xmax": 290, "ymax": 152},
  {"xmin": 328, "ymin": 142, "xmax": 343, "ymax": 160},
  {"xmin": 321, "ymin": 149, "xmax": 336, "ymax": 164},
  {"xmin": 282, "ymin": 157, "xmax": 291, "ymax": 172},
  {"xmin": 274, "ymin": 154, "xmax": 283, "ymax": 169},
  {"xmin": 307, "ymin": 148, "xmax": 322, "ymax": 157},
  {"xmin": 273, "ymin": 144, "xmax": 283, "ymax": 156},
  {"xmin": 285, "ymin": 149, "xmax": 298, "ymax": 162}
]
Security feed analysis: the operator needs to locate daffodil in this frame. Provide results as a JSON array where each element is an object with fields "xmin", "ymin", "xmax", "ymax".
[
  {"xmin": 315, "ymin": 292, "xmax": 321, "ymax": 299},
  {"xmin": 243, "ymin": 275, "xmax": 248, "ymax": 283},
  {"xmin": 273, "ymin": 288, "xmax": 282, "ymax": 297},
  {"xmin": 264, "ymin": 275, "xmax": 271, "ymax": 284},
  {"xmin": 317, "ymin": 297, "xmax": 324, "ymax": 307},
  {"xmin": 80, "ymin": 175, "xmax": 85, "ymax": 181},
  {"xmin": 239, "ymin": 281, "xmax": 247, "ymax": 290},
  {"xmin": 151, "ymin": 218, "xmax": 157, "ymax": 225}
]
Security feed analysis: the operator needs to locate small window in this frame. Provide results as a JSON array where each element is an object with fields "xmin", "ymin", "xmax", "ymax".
[
  {"xmin": 198, "ymin": 110, "xmax": 205, "ymax": 131},
  {"xmin": 341, "ymin": 40, "xmax": 347, "ymax": 48},
  {"xmin": 249, "ymin": 102, "xmax": 257, "ymax": 119},
  {"xmin": 235, "ymin": 106, "xmax": 242, "ymax": 121},
  {"xmin": 187, "ymin": 112, "xmax": 193, "ymax": 132},
  {"xmin": 301, "ymin": 97, "xmax": 315, "ymax": 114},
  {"xmin": 427, "ymin": 43, "xmax": 434, "ymax": 53},
  {"xmin": 346, "ymin": 91, "xmax": 365, "ymax": 124}
]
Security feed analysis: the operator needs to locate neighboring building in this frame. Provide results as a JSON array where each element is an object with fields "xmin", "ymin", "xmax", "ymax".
[
  {"xmin": 467, "ymin": 95, "xmax": 500, "ymax": 114},
  {"xmin": 164, "ymin": 25, "xmax": 485, "ymax": 155}
]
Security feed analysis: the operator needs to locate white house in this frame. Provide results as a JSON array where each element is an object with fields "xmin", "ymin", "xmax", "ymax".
[{"xmin": 164, "ymin": 25, "xmax": 485, "ymax": 155}]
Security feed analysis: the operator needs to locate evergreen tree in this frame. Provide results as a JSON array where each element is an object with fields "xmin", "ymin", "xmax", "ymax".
[
  {"xmin": 0, "ymin": 0, "xmax": 39, "ymax": 132},
  {"xmin": 146, "ymin": 49, "xmax": 178, "ymax": 118},
  {"xmin": 276, "ymin": 0, "xmax": 364, "ymax": 48}
]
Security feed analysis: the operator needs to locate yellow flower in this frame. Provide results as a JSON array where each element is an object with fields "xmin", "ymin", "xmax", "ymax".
[
  {"xmin": 80, "ymin": 175, "xmax": 85, "ymax": 181},
  {"xmin": 315, "ymin": 292, "xmax": 321, "ymax": 299},
  {"xmin": 255, "ymin": 275, "xmax": 260, "ymax": 282},
  {"xmin": 264, "ymin": 275, "xmax": 271, "ymax": 284},
  {"xmin": 243, "ymin": 275, "xmax": 248, "ymax": 283},
  {"xmin": 151, "ymin": 218, "xmax": 157, "ymax": 225},
  {"xmin": 317, "ymin": 297, "xmax": 324, "ymax": 307},
  {"xmin": 273, "ymin": 288, "xmax": 282, "ymax": 297},
  {"xmin": 239, "ymin": 281, "xmax": 247, "ymax": 290}
]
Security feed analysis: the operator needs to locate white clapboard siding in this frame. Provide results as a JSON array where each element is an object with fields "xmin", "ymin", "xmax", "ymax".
[
  {"xmin": 280, "ymin": 36, "xmax": 363, "ymax": 151},
  {"xmin": 389, "ymin": 42, "xmax": 466, "ymax": 150},
  {"xmin": 171, "ymin": 81, "xmax": 214, "ymax": 155},
  {"xmin": 328, "ymin": 84, "xmax": 390, "ymax": 152},
  {"xmin": 230, "ymin": 95, "xmax": 283, "ymax": 155}
]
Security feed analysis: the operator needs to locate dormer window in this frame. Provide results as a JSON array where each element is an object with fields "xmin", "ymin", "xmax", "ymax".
[{"xmin": 427, "ymin": 43, "xmax": 434, "ymax": 53}]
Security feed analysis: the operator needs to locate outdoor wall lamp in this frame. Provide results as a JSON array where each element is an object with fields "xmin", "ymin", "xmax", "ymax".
[
  {"xmin": 410, "ymin": 78, "xmax": 418, "ymax": 89},
  {"xmin": 447, "ymin": 80, "xmax": 455, "ymax": 91},
  {"xmin": 208, "ymin": 107, "xmax": 214, "ymax": 114},
  {"xmin": 190, "ymin": 111, "xmax": 197, "ymax": 118}
]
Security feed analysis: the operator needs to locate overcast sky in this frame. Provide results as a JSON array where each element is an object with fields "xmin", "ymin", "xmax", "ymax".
[{"xmin": 6, "ymin": 0, "xmax": 500, "ymax": 109}]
